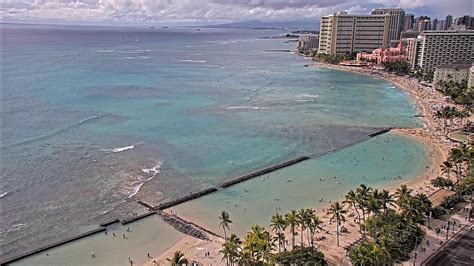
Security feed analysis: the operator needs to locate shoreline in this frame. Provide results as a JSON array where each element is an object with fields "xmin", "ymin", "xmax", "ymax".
[{"xmin": 147, "ymin": 62, "xmax": 459, "ymax": 265}]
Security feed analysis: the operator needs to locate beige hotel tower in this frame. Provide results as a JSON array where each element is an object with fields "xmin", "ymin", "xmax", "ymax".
[{"xmin": 318, "ymin": 11, "xmax": 390, "ymax": 55}]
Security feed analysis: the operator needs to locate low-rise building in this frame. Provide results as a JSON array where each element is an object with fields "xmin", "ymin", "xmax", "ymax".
[
  {"xmin": 433, "ymin": 63, "xmax": 472, "ymax": 87},
  {"xmin": 298, "ymin": 34, "xmax": 319, "ymax": 52},
  {"xmin": 356, "ymin": 42, "xmax": 407, "ymax": 65}
]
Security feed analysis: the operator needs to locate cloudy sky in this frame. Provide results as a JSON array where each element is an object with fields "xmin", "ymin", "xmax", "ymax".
[{"xmin": 1, "ymin": 0, "xmax": 472, "ymax": 24}]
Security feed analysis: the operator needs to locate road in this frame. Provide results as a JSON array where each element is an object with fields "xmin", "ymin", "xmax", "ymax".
[{"xmin": 424, "ymin": 227, "xmax": 474, "ymax": 265}]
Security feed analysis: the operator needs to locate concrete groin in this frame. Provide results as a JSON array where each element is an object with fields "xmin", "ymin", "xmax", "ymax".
[
  {"xmin": 368, "ymin": 127, "xmax": 392, "ymax": 137},
  {"xmin": 121, "ymin": 211, "xmax": 157, "ymax": 225},
  {"xmin": 137, "ymin": 200, "xmax": 154, "ymax": 210},
  {"xmin": 99, "ymin": 218, "xmax": 120, "ymax": 227},
  {"xmin": 1, "ymin": 227, "xmax": 106, "ymax": 265},
  {"xmin": 157, "ymin": 211, "xmax": 210, "ymax": 240},
  {"xmin": 156, "ymin": 187, "xmax": 218, "ymax": 210},
  {"xmin": 219, "ymin": 156, "xmax": 310, "ymax": 188}
]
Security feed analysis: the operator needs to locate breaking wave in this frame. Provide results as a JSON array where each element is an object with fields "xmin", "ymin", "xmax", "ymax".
[
  {"xmin": 101, "ymin": 144, "xmax": 138, "ymax": 153},
  {"xmin": 225, "ymin": 106, "xmax": 269, "ymax": 110},
  {"xmin": 122, "ymin": 161, "xmax": 163, "ymax": 199},
  {"xmin": 141, "ymin": 161, "xmax": 164, "ymax": 177},
  {"xmin": 179, "ymin": 59, "xmax": 207, "ymax": 63},
  {"xmin": 1, "ymin": 115, "xmax": 102, "ymax": 150}
]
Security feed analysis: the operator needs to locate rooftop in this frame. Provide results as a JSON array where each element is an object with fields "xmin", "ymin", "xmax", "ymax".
[{"xmin": 420, "ymin": 30, "xmax": 474, "ymax": 35}]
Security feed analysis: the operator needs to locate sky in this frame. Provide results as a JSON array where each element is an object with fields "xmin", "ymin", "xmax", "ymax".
[{"xmin": 1, "ymin": 0, "xmax": 472, "ymax": 25}]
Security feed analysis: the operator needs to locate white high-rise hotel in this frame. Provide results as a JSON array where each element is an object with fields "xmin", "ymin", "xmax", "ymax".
[
  {"xmin": 408, "ymin": 30, "xmax": 474, "ymax": 72},
  {"xmin": 318, "ymin": 11, "xmax": 389, "ymax": 55}
]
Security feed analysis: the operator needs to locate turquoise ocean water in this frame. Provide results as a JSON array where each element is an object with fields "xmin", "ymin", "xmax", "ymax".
[{"xmin": 1, "ymin": 23, "xmax": 424, "ymax": 259}]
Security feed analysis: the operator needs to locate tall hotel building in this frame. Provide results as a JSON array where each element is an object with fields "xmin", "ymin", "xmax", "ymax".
[
  {"xmin": 318, "ymin": 11, "xmax": 389, "ymax": 55},
  {"xmin": 371, "ymin": 8, "xmax": 405, "ymax": 42},
  {"xmin": 407, "ymin": 30, "xmax": 474, "ymax": 72}
]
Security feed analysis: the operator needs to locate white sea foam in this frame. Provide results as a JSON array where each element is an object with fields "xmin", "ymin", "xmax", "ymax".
[
  {"xmin": 117, "ymin": 51, "xmax": 142, "ymax": 54},
  {"xmin": 139, "ymin": 56, "xmax": 150, "ymax": 59},
  {"xmin": 97, "ymin": 50, "xmax": 115, "ymax": 53},
  {"xmin": 0, "ymin": 191, "xmax": 10, "ymax": 199},
  {"xmin": 120, "ymin": 161, "xmax": 164, "ymax": 199},
  {"xmin": 296, "ymin": 93, "xmax": 319, "ymax": 99},
  {"xmin": 136, "ymin": 49, "xmax": 151, "ymax": 52},
  {"xmin": 100, "ymin": 207, "xmax": 114, "ymax": 214},
  {"xmin": 112, "ymin": 145, "xmax": 135, "ymax": 153},
  {"xmin": 226, "ymin": 106, "xmax": 268, "ymax": 110},
  {"xmin": 79, "ymin": 115, "xmax": 100, "ymax": 123},
  {"xmin": 179, "ymin": 59, "xmax": 207, "ymax": 63},
  {"xmin": 141, "ymin": 161, "xmax": 163, "ymax": 177},
  {"xmin": 0, "ymin": 223, "xmax": 28, "ymax": 234},
  {"xmin": 127, "ymin": 183, "xmax": 145, "ymax": 198},
  {"xmin": 101, "ymin": 144, "xmax": 136, "ymax": 153}
]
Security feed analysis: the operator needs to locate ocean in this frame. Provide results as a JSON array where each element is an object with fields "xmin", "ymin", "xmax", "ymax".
[{"xmin": 1, "ymin": 23, "xmax": 425, "ymax": 260}]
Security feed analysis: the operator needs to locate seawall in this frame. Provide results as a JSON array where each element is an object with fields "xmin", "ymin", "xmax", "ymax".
[
  {"xmin": 1, "ymin": 127, "xmax": 395, "ymax": 265},
  {"xmin": 156, "ymin": 187, "xmax": 219, "ymax": 210},
  {"xmin": 1, "ymin": 227, "xmax": 106, "ymax": 265},
  {"xmin": 368, "ymin": 127, "xmax": 392, "ymax": 137},
  {"xmin": 219, "ymin": 156, "xmax": 310, "ymax": 188}
]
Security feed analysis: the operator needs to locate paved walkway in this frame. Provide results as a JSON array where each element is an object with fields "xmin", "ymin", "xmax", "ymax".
[{"xmin": 403, "ymin": 204, "xmax": 473, "ymax": 265}]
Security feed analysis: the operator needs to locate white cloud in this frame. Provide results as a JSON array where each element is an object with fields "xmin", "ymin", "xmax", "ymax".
[{"xmin": 0, "ymin": 0, "xmax": 471, "ymax": 23}]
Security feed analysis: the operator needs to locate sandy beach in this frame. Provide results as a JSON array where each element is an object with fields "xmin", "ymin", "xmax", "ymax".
[{"xmin": 144, "ymin": 62, "xmax": 463, "ymax": 266}]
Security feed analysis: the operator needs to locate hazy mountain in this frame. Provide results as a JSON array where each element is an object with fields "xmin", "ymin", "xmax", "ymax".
[{"xmin": 205, "ymin": 20, "xmax": 319, "ymax": 30}]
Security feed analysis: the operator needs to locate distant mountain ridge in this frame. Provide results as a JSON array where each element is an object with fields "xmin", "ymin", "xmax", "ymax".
[{"xmin": 205, "ymin": 20, "xmax": 319, "ymax": 30}]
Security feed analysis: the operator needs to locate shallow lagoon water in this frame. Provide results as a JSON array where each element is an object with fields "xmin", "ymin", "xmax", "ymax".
[
  {"xmin": 11, "ymin": 215, "xmax": 184, "ymax": 266},
  {"xmin": 172, "ymin": 132, "xmax": 430, "ymax": 236}
]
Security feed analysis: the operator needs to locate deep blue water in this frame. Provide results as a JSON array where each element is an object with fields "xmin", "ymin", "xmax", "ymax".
[{"xmin": 0, "ymin": 23, "xmax": 422, "ymax": 259}]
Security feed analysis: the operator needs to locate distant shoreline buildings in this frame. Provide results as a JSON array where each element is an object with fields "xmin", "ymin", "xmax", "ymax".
[{"xmin": 314, "ymin": 10, "xmax": 473, "ymax": 74}]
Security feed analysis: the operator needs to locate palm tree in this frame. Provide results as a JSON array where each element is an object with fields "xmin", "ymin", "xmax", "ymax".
[
  {"xmin": 219, "ymin": 210, "xmax": 232, "ymax": 240},
  {"xmin": 449, "ymin": 148, "xmax": 464, "ymax": 181},
  {"xmin": 441, "ymin": 160, "xmax": 454, "ymax": 179},
  {"xmin": 220, "ymin": 242, "xmax": 234, "ymax": 266},
  {"xmin": 395, "ymin": 184, "xmax": 412, "ymax": 207},
  {"xmin": 344, "ymin": 190, "xmax": 363, "ymax": 233},
  {"xmin": 307, "ymin": 213, "xmax": 323, "ymax": 247},
  {"xmin": 366, "ymin": 197, "xmax": 382, "ymax": 217},
  {"xmin": 235, "ymin": 250, "xmax": 252, "ymax": 265},
  {"xmin": 327, "ymin": 201, "xmax": 347, "ymax": 246},
  {"xmin": 167, "ymin": 250, "xmax": 189, "ymax": 266},
  {"xmin": 297, "ymin": 208, "xmax": 307, "ymax": 247},
  {"xmin": 273, "ymin": 232, "xmax": 286, "ymax": 253},
  {"xmin": 285, "ymin": 210, "xmax": 298, "ymax": 249},
  {"xmin": 356, "ymin": 184, "xmax": 372, "ymax": 222},
  {"xmin": 349, "ymin": 242, "xmax": 387, "ymax": 265},
  {"xmin": 270, "ymin": 213, "xmax": 286, "ymax": 252},
  {"xmin": 243, "ymin": 225, "xmax": 273, "ymax": 263},
  {"xmin": 460, "ymin": 143, "xmax": 472, "ymax": 172},
  {"xmin": 399, "ymin": 197, "xmax": 423, "ymax": 224},
  {"xmin": 303, "ymin": 209, "xmax": 316, "ymax": 246},
  {"xmin": 379, "ymin": 190, "xmax": 396, "ymax": 212},
  {"xmin": 220, "ymin": 233, "xmax": 242, "ymax": 266}
]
